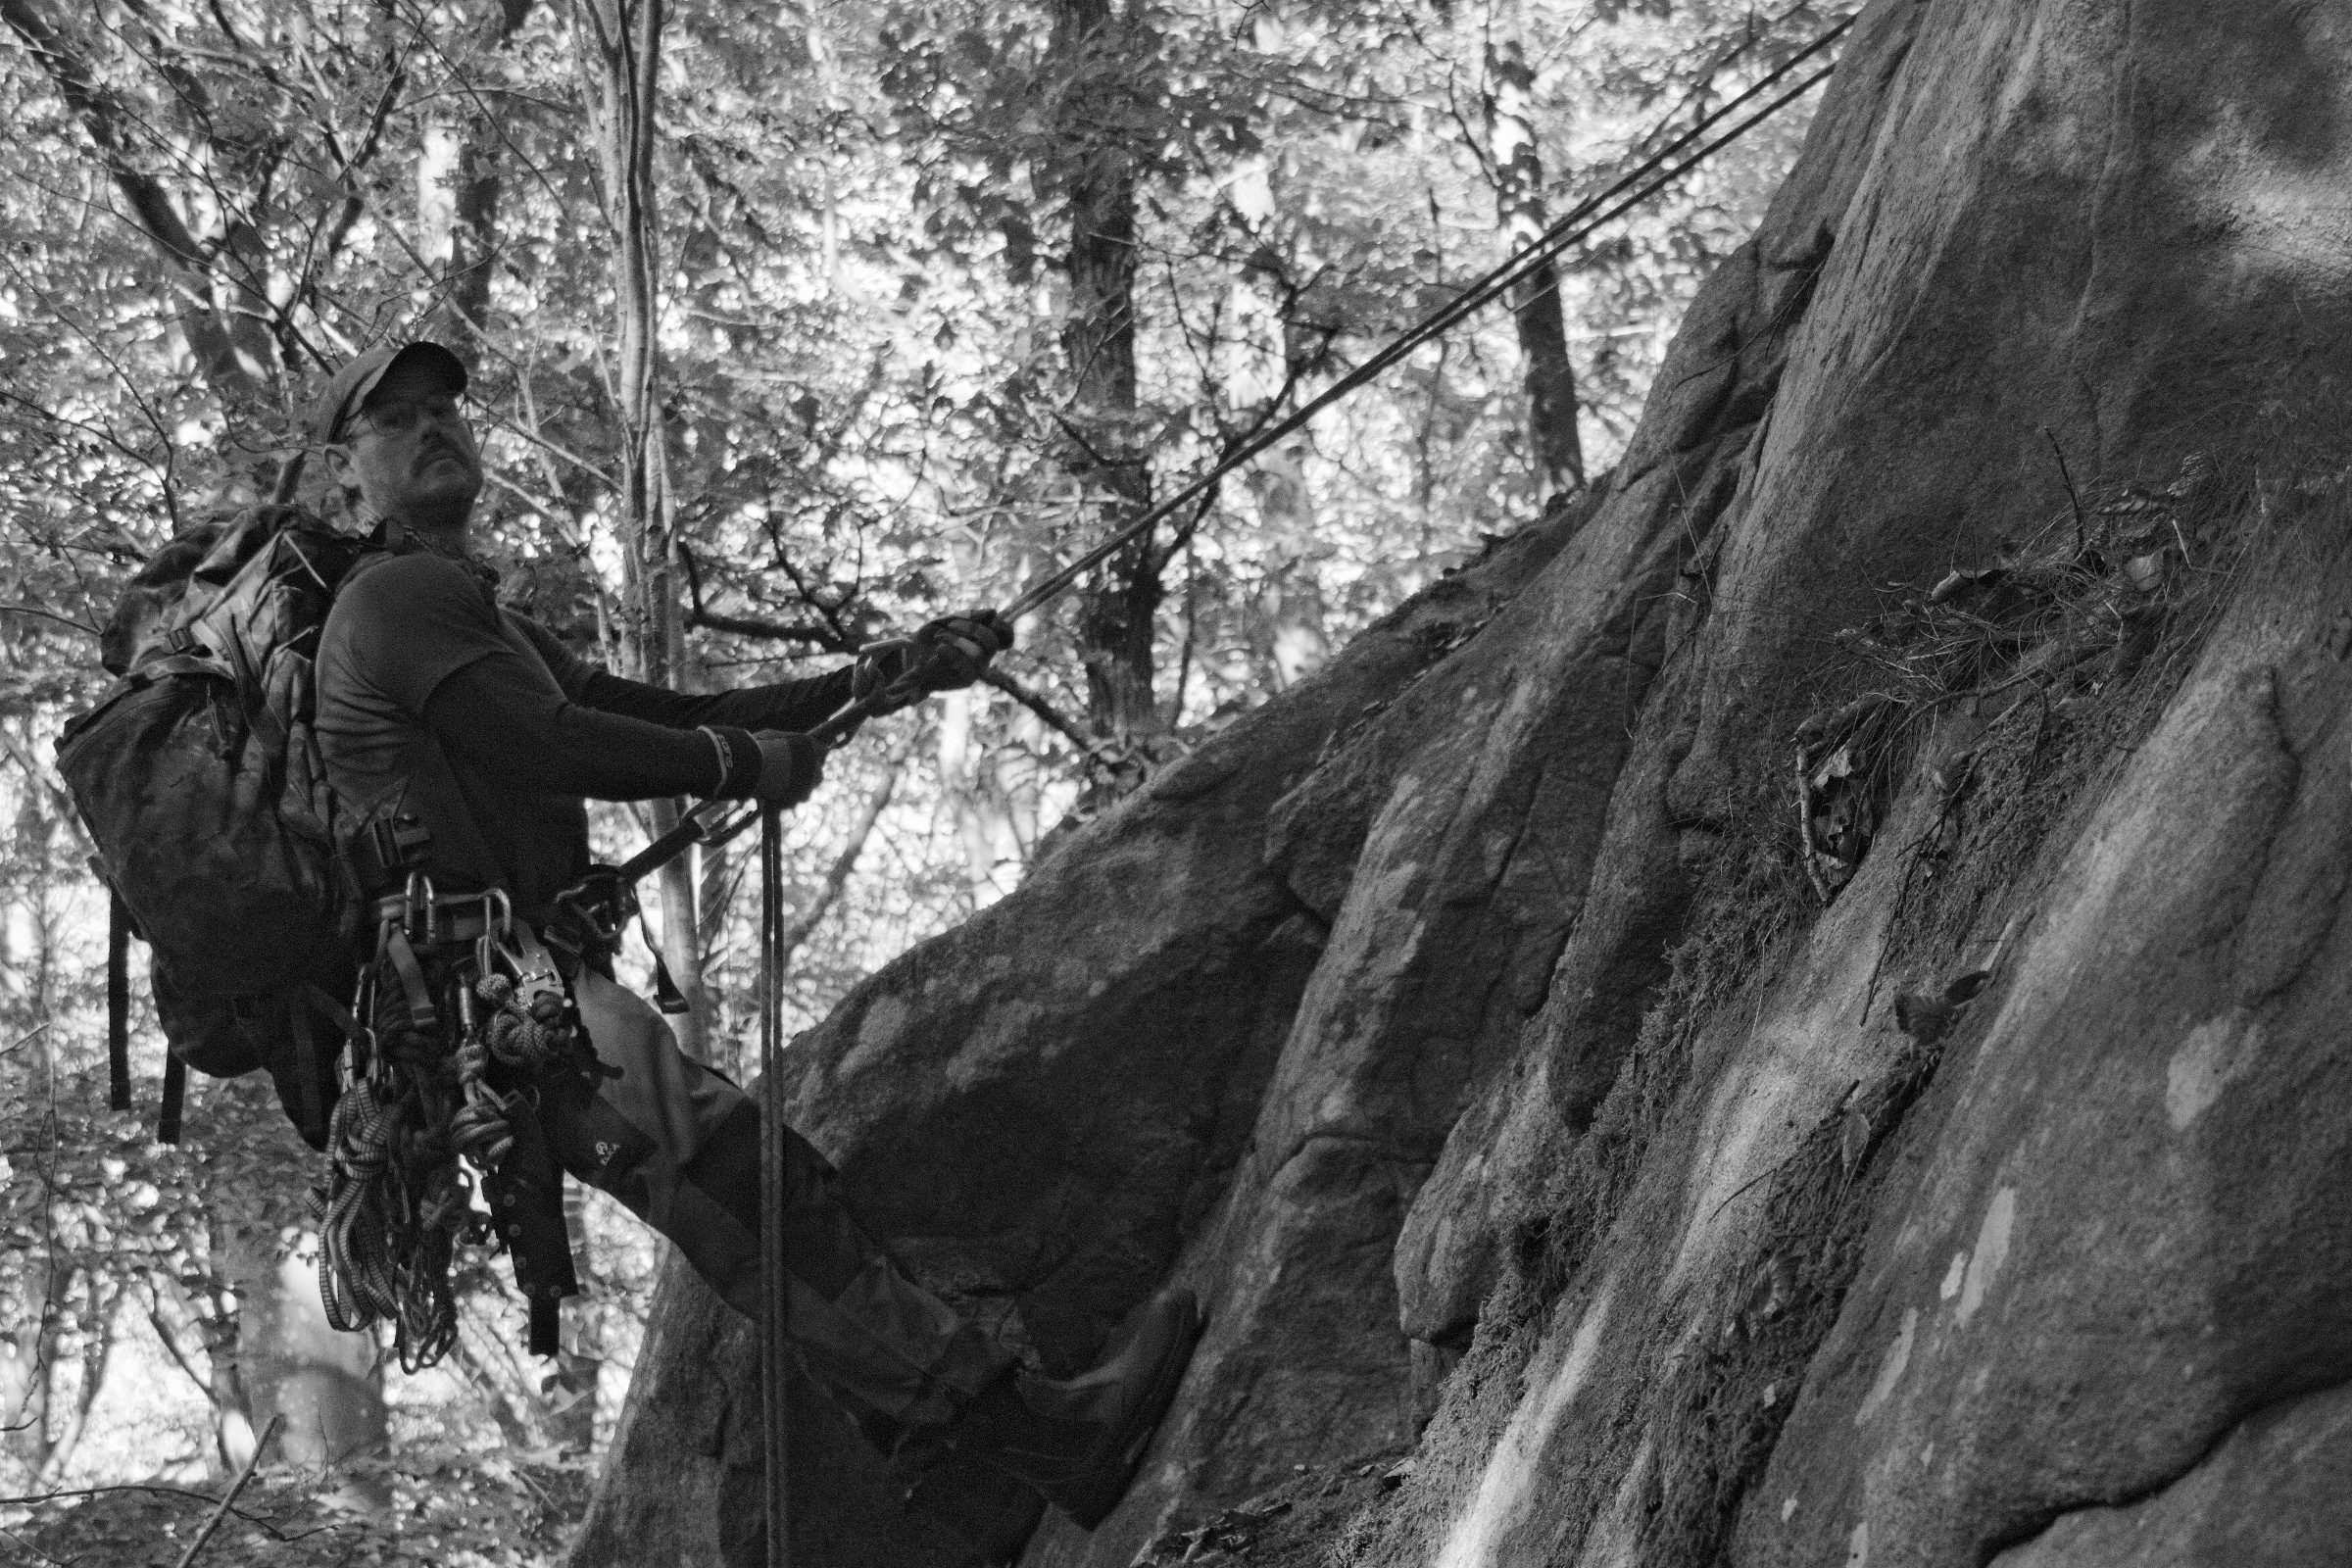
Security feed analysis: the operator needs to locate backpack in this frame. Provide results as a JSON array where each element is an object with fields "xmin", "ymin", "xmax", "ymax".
[{"xmin": 57, "ymin": 506, "xmax": 374, "ymax": 1150}]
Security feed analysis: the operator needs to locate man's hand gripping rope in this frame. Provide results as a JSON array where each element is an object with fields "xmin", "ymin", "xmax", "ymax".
[{"xmin": 624, "ymin": 608, "xmax": 1016, "ymax": 880}]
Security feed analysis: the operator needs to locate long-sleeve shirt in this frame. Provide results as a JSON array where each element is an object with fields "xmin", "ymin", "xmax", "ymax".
[{"xmin": 316, "ymin": 549, "xmax": 848, "ymax": 918}]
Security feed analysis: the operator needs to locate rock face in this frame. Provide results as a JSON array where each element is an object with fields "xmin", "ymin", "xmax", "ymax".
[{"xmin": 574, "ymin": 2, "xmax": 2352, "ymax": 1564}]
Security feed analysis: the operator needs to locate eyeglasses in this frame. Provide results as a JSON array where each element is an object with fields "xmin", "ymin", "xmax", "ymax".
[{"xmin": 347, "ymin": 396, "xmax": 467, "ymax": 437}]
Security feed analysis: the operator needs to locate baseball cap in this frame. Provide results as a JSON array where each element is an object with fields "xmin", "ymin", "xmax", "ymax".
[{"xmin": 312, "ymin": 341, "xmax": 468, "ymax": 445}]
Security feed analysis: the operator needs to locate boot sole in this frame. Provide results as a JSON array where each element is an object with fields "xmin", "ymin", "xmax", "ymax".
[{"xmin": 1050, "ymin": 1287, "xmax": 1203, "ymax": 1529}]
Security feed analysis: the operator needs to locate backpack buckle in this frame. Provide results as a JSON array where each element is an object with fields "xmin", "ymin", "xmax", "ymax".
[{"xmin": 363, "ymin": 813, "xmax": 432, "ymax": 887}]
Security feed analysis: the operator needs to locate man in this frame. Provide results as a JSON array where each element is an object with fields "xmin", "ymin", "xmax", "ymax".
[{"xmin": 311, "ymin": 340, "xmax": 1198, "ymax": 1558}]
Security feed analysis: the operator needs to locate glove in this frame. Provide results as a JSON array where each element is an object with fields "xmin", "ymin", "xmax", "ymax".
[
  {"xmin": 853, "ymin": 614, "xmax": 1000, "ymax": 711},
  {"xmin": 751, "ymin": 730, "xmax": 824, "ymax": 809},
  {"xmin": 854, "ymin": 611, "xmax": 1015, "ymax": 708}
]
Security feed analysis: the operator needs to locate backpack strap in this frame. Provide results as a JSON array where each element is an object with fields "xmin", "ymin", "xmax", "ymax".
[
  {"xmin": 158, "ymin": 1052, "xmax": 186, "ymax": 1145},
  {"xmin": 273, "ymin": 985, "xmax": 369, "ymax": 1148},
  {"xmin": 288, "ymin": 1003, "xmax": 321, "ymax": 1145},
  {"xmin": 107, "ymin": 890, "xmax": 130, "ymax": 1112},
  {"xmin": 213, "ymin": 619, "xmax": 288, "ymax": 758}
]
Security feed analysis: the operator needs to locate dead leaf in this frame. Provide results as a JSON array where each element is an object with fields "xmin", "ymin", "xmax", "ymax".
[
  {"xmin": 1743, "ymin": 1251, "xmax": 1797, "ymax": 1329},
  {"xmin": 1941, "ymin": 968, "xmax": 1991, "ymax": 1004},
  {"xmin": 1931, "ymin": 748, "xmax": 1978, "ymax": 807},
  {"xmin": 1839, "ymin": 1106, "xmax": 1873, "ymax": 1175},
  {"xmin": 1929, "ymin": 564, "xmax": 2006, "ymax": 605}
]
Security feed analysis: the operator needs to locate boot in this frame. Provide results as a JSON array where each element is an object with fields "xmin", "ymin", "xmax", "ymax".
[{"xmin": 897, "ymin": 1287, "xmax": 1203, "ymax": 1555}]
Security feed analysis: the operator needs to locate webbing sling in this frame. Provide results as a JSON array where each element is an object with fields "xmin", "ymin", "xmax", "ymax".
[{"xmin": 158, "ymin": 1054, "xmax": 186, "ymax": 1145}]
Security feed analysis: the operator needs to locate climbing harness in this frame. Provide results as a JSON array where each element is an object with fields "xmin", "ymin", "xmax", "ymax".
[{"xmin": 312, "ymin": 876, "xmax": 603, "ymax": 1369}]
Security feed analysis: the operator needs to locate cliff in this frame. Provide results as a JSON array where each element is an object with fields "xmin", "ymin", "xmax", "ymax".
[{"xmin": 574, "ymin": 3, "xmax": 2352, "ymax": 1563}]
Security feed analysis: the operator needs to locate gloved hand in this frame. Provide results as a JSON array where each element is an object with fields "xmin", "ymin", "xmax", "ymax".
[
  {"xmin": 751, "ymin": 730, "xmax": 824, "ymax": 809},
  {"xmin": 854, "ymin": 610, "xmax": 1015, "ymax": 708}
]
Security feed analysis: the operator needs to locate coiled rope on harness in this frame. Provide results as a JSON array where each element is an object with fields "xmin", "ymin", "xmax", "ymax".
[
  {"xmin": 312, "ymin": 1039, "xmax": 473, "ymax": 1372},
  {"xmin": 451, "ymin": 972, "xmax": 572, "ymax": 1168}
]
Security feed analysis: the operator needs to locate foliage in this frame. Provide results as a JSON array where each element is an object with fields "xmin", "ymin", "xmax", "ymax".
[{"xmin": 3, "ymin": 1442, "xmax": 594, "ymax": 1565}]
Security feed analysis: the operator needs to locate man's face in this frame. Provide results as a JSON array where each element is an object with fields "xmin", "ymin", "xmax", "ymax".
[{"xmin": 328, "ymin": 359, "xmax": 483, "ymax": 527}]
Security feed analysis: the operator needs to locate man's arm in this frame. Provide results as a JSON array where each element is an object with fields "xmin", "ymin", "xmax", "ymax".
[
  {"xmin": 509, "ymin": 617, "xmax": 855, "ymax": 733},
  {"xmin": 420, "ymin": 661, "xmax": 754, "ymax": 802},
  {"xmin": 578, "ymin": 664, "xmax": 855, "ymax": 734},
  {"xmin": 335, "ymin": 565, "xmax": 771, "ymax": 802}
]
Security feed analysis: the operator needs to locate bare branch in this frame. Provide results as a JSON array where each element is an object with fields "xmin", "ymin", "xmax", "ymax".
[
  {"xmin": 980, "ymin": 666, "xmax": 1105, "ymax": 760},
  {"xmin": 680, "ymin": 542, "xmax": 855, "ymax": 652},
  {"xmin": 173, "ymin": 1410, "xmax": 282, "ymax": 1568},
  {"xmin": 0, "ymin": 604, "xmax": 101, "ymax": 637},
  {"xmin": 776, "ymin": 759, "xmax": 901, "ymax": 967}
]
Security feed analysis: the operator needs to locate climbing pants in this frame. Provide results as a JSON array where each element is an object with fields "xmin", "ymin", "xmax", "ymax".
[{"xmin": 542, "ymin": 969, "xmax": 1009, "ymax": 1429}]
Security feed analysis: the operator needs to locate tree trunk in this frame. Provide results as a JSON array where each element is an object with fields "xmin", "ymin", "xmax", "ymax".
[
  {"xmin": 574, "ymin": 0, "xmax": 710, "ymax": 1056},
  {"xmin": 0, "ymin": 1020, "xmax": 61, "ymax": 1482},
  {"xmin": 1051, "ymin": 0, "xmax": 1163, "ymax": 756},
  {"xmin": 425, "ymin": 1, "xmax": 538, "ymax": 346},
  {"xmin": 204, "ymin": 1075, "xmax": 390, "ymax": 1492},
  {"xmin": 1484, "ymin": 19, "xmax": 1585, "ymax": 500}
]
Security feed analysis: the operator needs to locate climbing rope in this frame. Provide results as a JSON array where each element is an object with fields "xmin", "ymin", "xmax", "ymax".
[
  {"xmin": 312, "ymin": 1053, "xmax": 473, "ymax": 1372},
  {"xmin": 451, "ymin": 972, "xmax": 572, "ymax": 1167}
]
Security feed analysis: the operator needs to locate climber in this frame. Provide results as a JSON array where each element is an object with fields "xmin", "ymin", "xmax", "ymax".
[{"xmin": 310, "ymin": 339, "xmax": 1200, "ymax": 1557}]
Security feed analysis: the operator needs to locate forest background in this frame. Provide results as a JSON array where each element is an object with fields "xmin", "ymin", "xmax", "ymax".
[{"xmin": 0, "ymin": 0, "xmax": 1837, "ymax": 1558}]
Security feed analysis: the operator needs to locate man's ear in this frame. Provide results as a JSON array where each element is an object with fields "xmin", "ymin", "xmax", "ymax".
[{"xmin": 320, "ymin": 443, "xmax": 371, "ymax": 527}]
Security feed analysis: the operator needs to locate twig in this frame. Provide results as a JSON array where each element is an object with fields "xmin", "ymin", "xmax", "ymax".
[
  {"xmin": 679, "ymin": 543, "xmax": 852, "ymax": 651},
  {"xmin": 0, "ymin": 603, "xmax": 101, "ymax": 637},
  {"xmin": 1, "ymin": 1523, "xmax": 66, "ymax": 1567},
  {"xmin": 775, "ymin": 758, "xmax": 903, "ymax": 969},
  {"xmin": 173, "ymin": 1411, "xmax": 281, "ymax": 1568},
  {"xmin": 2043, "ymin": 426, "xmax": 2086, "ymax": 556},
  {"xmin": 0, "ymin": 1481, "xmax": 285, "ymax": 1533},
  {"xmin": 1793, "ymin": 749, "xmax": 1832, "ymax": 904},
  {"xmin": 0, "ymin": 1022, "xmax": 52, "ymax": 1058},
  {"xmin": 979, "ymin": 667, "xmax": 1102, "ymax": 760}
]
